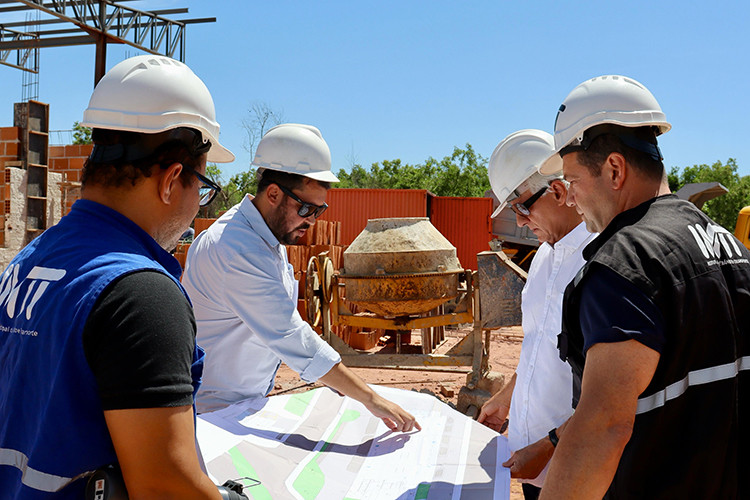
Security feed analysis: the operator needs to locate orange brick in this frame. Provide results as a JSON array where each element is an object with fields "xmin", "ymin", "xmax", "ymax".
[
  {"xmin": 0, "ymin": 127, "xmax": 19, "ymax": 141},
  {"xmin": 4, "ymin": 142, "xmax": 18, "ymax": 158},
  {"xmin": 49, "ymin": 145, "xmax": 65, "ymax": 157},
  {"xmin": 80, "ymin": 144, "xmax": 93, "ymax": 156},
  {"xmin": 66, "ymin": 169, "xmax": 81, "ymax": 182},
  {"xmin": 68, "ymin": 157, "xmax": 86, "ymax": 170},
  {"xmin": 50, "ymin": 158, "xmax": 69, "ymax": 171},
  {"xmin": 64, "ymin": 145, "xmax": 79, "ymax": 156}
]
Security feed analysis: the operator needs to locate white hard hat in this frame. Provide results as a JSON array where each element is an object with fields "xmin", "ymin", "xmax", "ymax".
[
  {"xmin": 252, "ymin": 123, "xmax": 339, "ymax": 183},
  {"xmin": 540, "ymin": 75, "xmax": 670, "ymax": 174},
  {"xmin": 81, "ymin": 55, "xmax": 234, "ymax": 163},
  {"xmin": 488, "ymin": 129, "xmax": 556, "ymax": 218}
]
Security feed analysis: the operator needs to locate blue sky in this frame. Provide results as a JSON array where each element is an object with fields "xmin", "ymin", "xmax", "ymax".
[{"xmin": 1, "ymin": 1, "xmax": 748, "ymax": 183}]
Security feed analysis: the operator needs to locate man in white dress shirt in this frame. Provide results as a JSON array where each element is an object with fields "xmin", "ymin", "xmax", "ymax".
[
  {"xmin": 477, "ymin": 130, "xmax": 595, "ymax": 499},
  {"xmin": 182, "ymin": 123, "xmax": 418, "ymax": 432}
]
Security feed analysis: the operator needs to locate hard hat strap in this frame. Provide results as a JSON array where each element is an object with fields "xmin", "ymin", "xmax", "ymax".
[{"xmin": 89, "ymin": 127, "xmax": 211, "ymax": 164}]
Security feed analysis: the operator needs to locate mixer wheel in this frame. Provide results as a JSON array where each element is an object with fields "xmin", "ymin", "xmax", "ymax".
[{"xmin": 305, "ymin": 256, "xmax": 322, "ymax": 327}]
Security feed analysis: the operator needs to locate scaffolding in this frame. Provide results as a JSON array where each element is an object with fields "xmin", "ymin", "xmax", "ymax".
[{"xmin": 0, "ymin": 0, "xmax": 216, "ymax": 85}]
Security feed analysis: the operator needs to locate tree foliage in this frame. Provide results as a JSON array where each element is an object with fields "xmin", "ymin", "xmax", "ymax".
[
  {"xmin": 72, "ymin": 121, "xmax": 92, "ymax": 145},
  {"xmin": 336, "ymin": 144, "xmax": 490, "ymax": 197},
  {"xmin": 668, "ymin": 158, "xmax": 750, "ymax": 230},
  {"xmin": 198, "ymin": 164, "xmax": 258, "ymax": 218}
]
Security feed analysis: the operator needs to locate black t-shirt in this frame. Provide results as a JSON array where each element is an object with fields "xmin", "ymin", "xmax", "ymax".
[
  {"xmin": 578, "ymin": 265, "xmax": 666, "ymax": 355},
  {"xmin": 82, "ymin": 270, "xmax": 196, "ymax": 410}
]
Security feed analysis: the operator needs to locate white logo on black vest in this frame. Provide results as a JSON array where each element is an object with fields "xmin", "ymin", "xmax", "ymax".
[
  {"xmin": 688, "ymin": 222, "xmax": 744, "ymax": 263},
  {"xmin": 0, "ymin": 264, "xmax": 66, "ymax": 320}
]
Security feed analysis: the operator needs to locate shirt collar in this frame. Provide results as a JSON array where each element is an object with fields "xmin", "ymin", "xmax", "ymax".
[
  {"xmin": 554, "ymin": 221, "xmax": 596, "ymax": 251},
  {"xmin": 237, "ymin": 194, "xmax": 282, "ymax": 250}
]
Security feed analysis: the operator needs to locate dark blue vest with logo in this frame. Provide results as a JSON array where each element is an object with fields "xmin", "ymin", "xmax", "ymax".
[
  {"xmin": 560, "ymin": 195, "xmax": 750, "ymax": 499},
  {"xmin": 0, "ymin": 199, "xmax": 203, "ymax": 500}
]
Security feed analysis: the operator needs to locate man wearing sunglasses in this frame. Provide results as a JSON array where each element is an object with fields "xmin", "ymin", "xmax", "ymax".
[
  {"xmin": 183, "ymin": 124, "xmax": 419, "ymax": 433},
  {"xmin": 476, "ymin": 129, "xmax": 594, "ymax": 500},
  {"xmin": 0, "ymin": 56, "xmax": 242, "ymax": 499}
]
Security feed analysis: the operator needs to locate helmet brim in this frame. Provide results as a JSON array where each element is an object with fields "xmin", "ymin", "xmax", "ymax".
[
  {"xmin": 207, "ymin": 140, "xmax": 235, "ymax": 163},
  {"xmin": 491, "ymin": 203, "xmax": 507, "ymax": 219},
  {"xmin": 302, "ymin": 169, "xmax": 340, "ymax": 183},
  {"xmin": 539, "ymin": 153, "xmax": 563, "ymax": 175}
]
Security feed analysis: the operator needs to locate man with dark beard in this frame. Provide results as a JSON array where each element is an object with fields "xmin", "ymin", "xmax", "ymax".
[{"xmin": 182, "ymin": 124, "xmax": 419, "ymax": 432}]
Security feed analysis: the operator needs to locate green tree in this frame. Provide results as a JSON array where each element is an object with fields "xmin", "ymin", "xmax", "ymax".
[
  {"xmin": 335, "ymin": 144, "xmax": 490, "ymax": 197},
  {"xmin": 199, "ymin": 164, "xmax": 259, "ymax": 218},
  {"xmin": 72, "ymin": 121, "xmax": 92, "ymax": 145},
  {"xmin": 668, "ymin": 158, "xmax": 750, "ymax": 230}
]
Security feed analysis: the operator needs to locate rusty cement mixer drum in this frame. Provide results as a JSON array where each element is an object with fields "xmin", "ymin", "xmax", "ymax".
[{"xmin": 341, "ymin": 218, "xmax": 463, "ymax": 317}]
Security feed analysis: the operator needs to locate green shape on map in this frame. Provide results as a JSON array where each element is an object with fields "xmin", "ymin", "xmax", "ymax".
[
  {"xmin": 293, "ymin": 409, "xmax": 362, "ymax": 497},
  {"xmin": 415, "ymin": 482, "xmax": 431, "ymax": 499},
  {"xmin": 284, "ymin": 389, "xmax": 317, "ymax": 416},
  {"xmin": 292, "ymin": 459, "xmax": 325, "ymax": 500},
  {"xmin": 228, "ymin": 447, "xmax": 273, "ymax": 500}
]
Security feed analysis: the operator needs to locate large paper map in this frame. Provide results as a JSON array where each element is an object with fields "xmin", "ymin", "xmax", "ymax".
[{"xmin": 197, "ymin": 385, "xmax": 510, "ymax": 500}]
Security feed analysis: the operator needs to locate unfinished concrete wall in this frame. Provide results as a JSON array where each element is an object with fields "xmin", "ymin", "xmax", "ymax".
[
  {"xmin": 49, "ymin": 143, "xmax": 89, "ymax": 216},
  {"xmin": 0, "ymin": 167, "xmax": 62, "ymax": 269}
]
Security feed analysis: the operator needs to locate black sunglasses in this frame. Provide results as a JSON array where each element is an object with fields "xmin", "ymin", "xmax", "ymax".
[
  {"xmin": 276, "ymin": 183, "xmax": 328, "ymax": 218},
  {"xmin": 508, "ymin": 186, "xmax": 547, "ymax": 216},
  {"xmin": 188, "ymin": 168, "xmax": 222, "ymax": 206}
]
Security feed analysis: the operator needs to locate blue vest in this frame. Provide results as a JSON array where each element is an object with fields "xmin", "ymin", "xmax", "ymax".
[{"xmin": 0, "ymin": 200, "xmax": 203, "ymax": 500}]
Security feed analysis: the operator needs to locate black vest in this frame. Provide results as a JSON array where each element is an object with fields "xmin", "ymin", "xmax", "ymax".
[{"xmin": 559, "ymin": 195, "xmax": 750, "ymax": 499}]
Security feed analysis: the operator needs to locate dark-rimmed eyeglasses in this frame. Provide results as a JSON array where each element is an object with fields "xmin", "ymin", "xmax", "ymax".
[
  {"xmin": 276, "ymin": 184, "xmax": 328, "ymax": 219},
  {"xmin": 189, "ymin": 168, "xmax": 222, "ymax": 206},
  {"xmin": 508, "ymin": 187, "xmax": 547, "ymax": 216}
]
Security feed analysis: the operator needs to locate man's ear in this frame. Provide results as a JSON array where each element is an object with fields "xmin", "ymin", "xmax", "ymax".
[
  {"xmin": 265, "ymin": 183, "xmax": 283, "ymax": 207},
  {"xmin": 605, "ymin": 152, "xmax": 627, "ymax": 190},
  {"xmin": 549, "ymin": 179, "xmax": 568, "ymax": 206},
  {"xmin": 158, "ymin": 162, "xmax": 183, "ymax": 204}
]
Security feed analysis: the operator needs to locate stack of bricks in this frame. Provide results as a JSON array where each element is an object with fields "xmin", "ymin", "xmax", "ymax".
[
  {"xmin": 48, "ymin": 144, "xmax": 92, "ymax": 216},
  {"xmin": 0, "ymin": 127, "xmax": 20, "ymax": 169},
  {"xmin": 0, "ymin": 127, "xmax": 21, "ymax": 241},
  {"xmin": 0, "ymin": 129, "xmax": 91, "ymax": 222}
]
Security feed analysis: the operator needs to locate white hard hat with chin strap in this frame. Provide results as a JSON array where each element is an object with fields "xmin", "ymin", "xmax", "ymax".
[
  {"xmin": 81, "ymin": 55, "xmax": 234, "ymax": 163},
  {"xmin": 540, "ymin": 75, "xmax": 671, "ymax": 174},
  {"xmin": 253, "ymin": 124, "xmax": 339, "ymax": 183},
  {"xmin": 488, "ymin": 129, "xmax": 556, "ymax": 218}
]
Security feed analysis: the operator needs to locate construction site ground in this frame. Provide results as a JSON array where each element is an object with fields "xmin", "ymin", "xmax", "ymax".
[{"xmin": 270, "ymin": 324, "xmax": 526, "ymax": 499}]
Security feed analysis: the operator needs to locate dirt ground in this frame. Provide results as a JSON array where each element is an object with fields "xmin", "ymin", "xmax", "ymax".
[{"xmin": 269, "ymin": 325, "xmax": 526, "ymax": 499}]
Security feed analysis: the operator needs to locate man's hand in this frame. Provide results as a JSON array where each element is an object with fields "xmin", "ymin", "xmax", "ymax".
[
  {"xmin": 319, "ymin": 362, "xmax": 420, "ymax": 432},
  {"xmin": 364, "ymin": 393, "xmax": 421, "ymax": 432},
  {"xmin": 477, "ymin": 396, "xmax": 510, "ymax": 432},
  {"xmin": 502, "ymin": 437, "xmax": 555, "ymax": 479},
  {"xmin": 477, "ymin": 372, "xmax": 516, "ymax": 432}
]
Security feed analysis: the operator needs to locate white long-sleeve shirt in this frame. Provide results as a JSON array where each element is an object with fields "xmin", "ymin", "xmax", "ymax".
[
  {"xmin": 182, "ymin": 195, "xmax": 341, "ymax": 414},
  {"xmin": 509, "ymin": 222, "xmax": 596, "ymax": 487}
]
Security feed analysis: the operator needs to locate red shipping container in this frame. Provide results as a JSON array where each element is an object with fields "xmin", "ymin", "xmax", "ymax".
[
  {"xmin": 430, "ymin": 197, "xmax": 493, "ymax": 271},
  {"xmin": 318, "ymin": 188, "xmax": 429, "ymax": 245}
]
